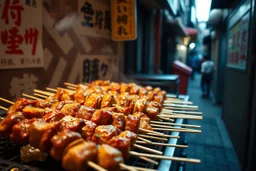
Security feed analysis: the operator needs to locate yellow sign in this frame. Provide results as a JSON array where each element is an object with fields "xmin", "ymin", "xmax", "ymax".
[{"xmin": 111, "ymin": 0, "xmax": 137, "ymax": 41}]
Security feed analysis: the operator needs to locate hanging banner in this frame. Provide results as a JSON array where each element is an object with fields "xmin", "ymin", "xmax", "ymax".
[
  {"xmin": 111, "ymin": 0, "xmax": 137, "ymax": 41},
  {"xmin": 79, "ymin": 0, "xmax": 111, "ymax": 38},
  {"xmin": 227, "ymin": 12, "xmax": 249, "ymax": 70},
  {"xmin": 0, "ymin": 0, "xmax": 43, "ymax": 69}
]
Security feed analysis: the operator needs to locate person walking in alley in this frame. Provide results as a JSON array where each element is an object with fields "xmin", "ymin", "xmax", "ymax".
[
  {"xmin": 189, "ymin": 51, "xmax": 198, "ymax": 80},
  {"xmin": 201, "ymin": 55, "xmax": 214, "ymax": 98}
]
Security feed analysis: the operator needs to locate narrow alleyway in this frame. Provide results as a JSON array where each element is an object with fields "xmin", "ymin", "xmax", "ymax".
[{"xmin": 184, "ymin": 74, "xmax": 241, "ymax": 171}]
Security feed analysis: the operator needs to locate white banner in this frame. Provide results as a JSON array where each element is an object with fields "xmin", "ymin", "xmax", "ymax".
[{"xmin": 0, "ymin": 0, "xmax": 43, "ymax": 69}]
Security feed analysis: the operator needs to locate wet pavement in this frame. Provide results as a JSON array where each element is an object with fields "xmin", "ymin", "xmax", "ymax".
[{"xmin": 184, "ymin": 74, "xmax": 241, "ymax": 171}]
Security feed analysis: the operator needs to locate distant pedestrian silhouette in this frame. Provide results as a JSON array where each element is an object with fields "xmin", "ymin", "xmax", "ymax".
[{"xmin": 201, "ymin": 55, "xmax": 214, "ymax": 98}]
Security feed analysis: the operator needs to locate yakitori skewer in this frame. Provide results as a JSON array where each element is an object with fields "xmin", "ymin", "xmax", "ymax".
[{"xmin": 150, "ymin": 121, "xmax": 201, "ymax": 129}]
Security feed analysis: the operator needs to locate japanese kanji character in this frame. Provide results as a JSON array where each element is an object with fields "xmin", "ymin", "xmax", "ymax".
[
  {"xmin": 91, "ymin": 59, "xmax": 99, "ymax": 81},
  {"xmin": 117, "ymin": 14, "xmax": 128, "ymax": 24},
  {"xmin": 118, "ymin": 5, "xmax": 127, "ymax": 13},
  {"xmin": 104, "ymin": 10, "xmax": 111, "ymax": 30},
  {"xmin": 83, "ymin": 59, "xmax": 90, "ymax": 82},
  {"xmin": 25, "ymin": 0, "xmax": 31, "ymax": 6},
  {"xmin": 20, "ymin": 58, "xmax": 25, "ymax": 64},
  {"xmin": 117, "ymin": 26, "xmax": 128, "ymax": 36},
  {"xmin": 101, "ymin": 63, "xmax": 108, "ymax": 77},
  {"xmin": 32, "ymin": 0, "xmax": 36, "ymax": 7},
  {"xmin": 24, "ymin": 28, "xmax": 39, "ymax": 55},
  {"xmin": 1, "ymin": 0, "xmax": 24, "ymax": 26},
  {"xmin": 7, "ymin": 58, "xmax": 13, "ymax": 65},
  {"xmin": 10, "ymin": 73, "xmax": 38, "ymax": 100},
  {"xmin": 81, "ymin": 2, "xmax": 94, "ymax": 27},
  {"xmin": 0, "ymin": 59, "xmax": 7, "ymax": 66},
  {"xmin": 36, "ymin": 58, "xmax": 41, "ymax": 64},
  {"xmin": 95, "ymin": 10, "xmax": 103, "ymax": 29},
  {"xmin": 117, "ymin": 0, "xmax": 127, "ymax": 4},
  {"xmin": 1, "ymin": 27, "xmax": 24, "ymax": 55}
]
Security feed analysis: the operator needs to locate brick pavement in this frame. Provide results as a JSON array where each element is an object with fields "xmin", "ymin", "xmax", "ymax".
[{"xmin": 184, "ymin": 74, "xmax": 240, "ymax": 171}]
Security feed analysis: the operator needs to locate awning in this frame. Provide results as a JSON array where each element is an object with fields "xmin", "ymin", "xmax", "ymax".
[{"xmin": 166, "ymin": 18, "xmax": 187, "ymax": 37}]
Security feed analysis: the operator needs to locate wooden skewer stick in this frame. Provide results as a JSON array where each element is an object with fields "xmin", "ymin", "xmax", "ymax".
[
  {"xmin": 136, "ymin": 141, "xmax": 188, "ymax": 148},
  {"xmin": 146, "ymin": 133, "xmax": 180, "ymax": 139},
  {"xmin": 158, "ymin": 117, "xmax": 174, "ymax": 122},
  {"xmin": 87, "ymin": 161, "xmax": 107, "ymax": 171},
  {"xmin": 64, "ymin": 82, "xmax": 78, "ymax": 87},
  {"xmin": 119, "ymin": 163, "xmax": 137, "ymax": 171},
  {"xmin": 159, "ymin": 113, "xmax": 203, "ymax": 119},
  {"xmin": 163, "ymin": 106, "xmax": 198, "ymax": 111},
  {"xmin": 152, "ymin": 128, "xmax": 201, "ymax": 133},
  {"xmin": 163, "ymin": 104, "xmax": 198, "ymax": 109},
  {"xmin": 138, "ymin": 157, "xmax": 158, "ymax": 165},
  {"xmin": 137, "ymin": 137, "xmax": 152, "ymax": 143},
  {"xmin": 134, "ymin": 144, "xmax": 163, "ymax": 155},
  {"xmin": 158, "ymin": 114, "xmax": 203, "ymax": 120},
  {"xmin": 57, "ymin": 87, "xmax": 75, "ymax": 93},
  {"xmin": 138, "ymin": 128, "xmax": 164, "ymax": 135},
  {"xmin": 161, "ymin": 109, "xmax": 203, "ymax": 115},
  {"xmin": 34, "ymin": 93, "xmax": 48, "ymax": 99},
  {"xmin": 120, "ymin": 165, "xmax": 158, "ymax": 171},
  {"xmin": 139, "ymin": 135, "xmax": 168, "ymax": 141},
  {"xmin": 150, "ymin": 124, "xmax": 201, "ymax": 131},
  {"xmin": 0, "ymin": 97, "xmax": 14, "ymax": 104},
  {"xmin": 0, "ymin": 106, "xmax": 8, "ymax": 111},
  {"xmin": 34, "ymin": 89, "xmax": 54, "ymax": 96},
  {"xmin": 22, "ymin": 93, "xmax": 40, "ymax": 100},
  {"xmin": 46, "ymin": 87, "xmax": 58, "ymax": 92},
  {"xmin": 150, "ymin": 121, "xmax": 201, "ymax": 128},
  {"xmin": 66, "ymin": 86, "xmax": 77, "ymax": 90},
  {"xmin": 130, "ymin": 151, "xmax": 201, "ymax": 164},
  {"xmin": 164, "ymin": 100, "xmax": 193, "ymax": 105},
  {"xmin": 166, "ymin": 94, "xmax": 177, "ymax": 98}
]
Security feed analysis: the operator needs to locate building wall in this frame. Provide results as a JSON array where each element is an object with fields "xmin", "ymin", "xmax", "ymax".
[{"xmin": 0, "ymin": 0, "xmax": 120, "ymax": 107}]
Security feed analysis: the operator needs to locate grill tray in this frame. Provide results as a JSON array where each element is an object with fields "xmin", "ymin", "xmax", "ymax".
[{"xmin": 0, "ymin": 113, "xmax": 169, "ymax": 171}]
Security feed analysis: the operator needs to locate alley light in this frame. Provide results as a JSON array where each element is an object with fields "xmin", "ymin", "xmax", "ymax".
[
  {"xmin": 179, "ymin": 45, "xmax": 186, "ymax": 51},
  {"xmin": 189, "ymin": 43, "xmax": 195, "ymax": 50}
]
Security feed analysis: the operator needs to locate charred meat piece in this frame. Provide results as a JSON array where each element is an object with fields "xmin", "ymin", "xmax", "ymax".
[
  {"xmin": 120, "ymin": 82, "xmax": 130, "ymax": 93},
  {"xmin": 22, "ymin": 106, "xmax": 44, "ymax": 119},
  {"xmin": 35, "ymin": 99, "xmax": 51, "ymax": 108},
  {"xmin": 20, "ymin": 144, "xmax": 48, "ymax": 163},
  {"xmin": 51, "ymin": 101, "xmax": 65, "ymax": 110},
  {"xmin": 146, "ymin": 107, "xmax": 159, "ymax": 120},
  {"xmin": 147, "ymin": 91, "xmax": 156, "ymax": 101},
  {"xmin": 0, "ymin": 111, "xmax": 24, "ymax": 137},
  {"xmin": 138, "ymin": 119, "xmax": 153, "ymax": 133},
  {"xmin": 129, "ymin": 83, "xmax": 139, "ymax": 95},
  {"xmin": 101, "ymin": 86, "xmax": 110, "ymax": 92},
  {"xmin": 125, "ymin": 115, "xmax": 140, "ymax": 134},
  {"xmin": 53, "ymin": 88, "xmax": 65, "ymax": 101},
  {"xmin": 84, "ymin": 93, "xmax": 102, "ymax": 109},
  {"xmin": 44, "ymin": 96, "xmax": 58, "ymax": 105},
  {"xmin": 101, "ymin": 94, "xmax": 114, "ymax": 108},
  {"xmin": 81, "ymin": 120, "xmax": 97, "ymax": 141},
  {"xmin": 76, "ymin": 105, "xmax": 95, "ymax": 120},
  {"xmin": 60, "ymin": 103, "xmax": 80, "ymax": 116},
  {"xmin": 145, "ymin": 86, "xmax": 153, "ymax": 91},
  {"xmin": 7, "ymin": 98, "xmax": 36, "ymax": 115},
  {"xmin": 117, "ymin": 94, "xmax": 131, "ymax": 107},
  {"xmin": 43, "ymin": 110, "xmax": 65, "ymax": 122},
  {"xmin": 158, "ymin": 90, "xmax": 167, "ymax": 99},
  {"xmin": 60, "ymin": 116, "xmax": 85, "ymax": 132},
  {"xmin": 29, "ymin": 120, "xmax": 61, "ymax": 151},
  {"xmin": 74, "ymin": 91, "xmax": 89, "ymax": 104},
  {"xmin": 98, "ymin": 144, "xmax": 124, "ymax": 171},
  {"xmin": 153, "ymin": 87, "xmax": 162, "ymax": 93},
  {"xmin": 114, "ymin": 104, "xmax": 131, "ymax": 116},
  {"xmin": 101, "ymin": 107, "xmax": 117, "ymax": 112},
  {"xmin": 112, "ymin": 113, "xmax": 125, "ymax": 131},
  {"xmin": 133, "ymin": 99, "xmax": 147, "ymax": 113},
  {"xmin": 61, "ymin": 90, "xmax": 75, "ymax": 101},
  {"xmin": 107, "ymin": 136, "xmax": 131, "ymax": 160},
  {"xmin": 50, "ymin": 130, "xmax": 82, "ymax": 161},
  {"xmin": 110, "ymin": 82, "xmax": 121, "ymax": 92},
  {"xmin": 91, "ymin": 125, "xmax": 118, "ymax": 144},
  {"xmin": 10, "ymin": 119, "xmax": 35, "ymax": 145},
  {"xmin": 91, "ymin": 109, "xmax": 112, "ymax": 125},
  {"xmin": 148, "ymin": 101, "xmax": 162, "ymax": 110},
  {"xmin": 154, "ymin": 95, "xmax": 164, "ymax": 104},
  {"xmin": 119, "ymin": 130, "xmax": 137, "ymax": 150},
  {"xmin": 62, "ymin": 141, "xmax": 98, "ymax": 171},
  {"xmin": 139, "ymin": 87, "xmax": 148, "ymax": 96}
]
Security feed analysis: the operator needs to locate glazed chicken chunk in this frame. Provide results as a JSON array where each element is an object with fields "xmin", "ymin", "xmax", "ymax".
[{"xmin": 91, "ymin": 125, "xmax": 118, "ymax": 144}]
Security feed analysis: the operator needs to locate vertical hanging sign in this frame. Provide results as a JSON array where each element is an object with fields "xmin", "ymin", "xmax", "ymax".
[
  {"xmin": 111, "ymin": 0, "xmax": 137, "ymax": 41},
  {"xmin": 0, "ymin": 0, "xmax": 43, "ymax": 69}
]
